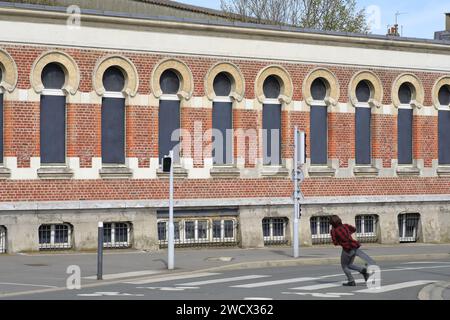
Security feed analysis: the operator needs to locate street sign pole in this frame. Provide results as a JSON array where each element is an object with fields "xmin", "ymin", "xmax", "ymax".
[
  {"xmin": 293, "ymin": 127, "xmax": 300, "ymax": 258},
  {"xmin": 168, "ymin": 150, "xmax": 175, "ymax": 270},
  {"xmin": 293, "ymin": 127, "xmax": 305, "ymax": 259}
]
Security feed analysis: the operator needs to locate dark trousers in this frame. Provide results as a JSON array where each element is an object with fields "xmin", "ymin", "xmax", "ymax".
[{"xmin": 341, "ymin": 248, "xmax": 376, "ymax": 282}]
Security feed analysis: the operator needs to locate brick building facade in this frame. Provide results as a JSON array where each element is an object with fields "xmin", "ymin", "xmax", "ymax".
[{"xmin": 0, "ymin": 1, "xmax": 449, "ymax": 253}]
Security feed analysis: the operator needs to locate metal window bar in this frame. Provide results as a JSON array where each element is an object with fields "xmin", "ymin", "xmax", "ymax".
[
  {"xmin": 0, "ymin": 226, "xmax": 6, "ymax": 254},
  {"xmin": 355, "ymin": 215, "xmax": 379, "ymax": 243},
  {"xmin": 158, "ymin": 219, "xmax": 239, "ymax": 248},
  {"xmin": 399, "ymin": 214, "xmax": 421, "ymax": 243},
  {"xmin": 311, "ymin": 216, "xmax": 332, "ymax": 245},
  {"xmin": 103, "ymin": 223, "xmax": 131, "ymax": 249},
  {"xmin": 39, "ymin": 224, "xmax": 72, "ymax": 251},
  {"xmin": 263, "ymin": 218, "xmax": 289, "ymax": 246}
]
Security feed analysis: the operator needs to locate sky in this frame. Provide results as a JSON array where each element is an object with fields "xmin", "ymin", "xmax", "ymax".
[{"xmin": 180, "ymin": 0, "xmax": 450, "ymax": 39}]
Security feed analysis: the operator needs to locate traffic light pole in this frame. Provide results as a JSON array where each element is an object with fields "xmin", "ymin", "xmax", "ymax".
[{"xmin": 168, "ymin": 150, "xmax": 175, "ymax": 270}]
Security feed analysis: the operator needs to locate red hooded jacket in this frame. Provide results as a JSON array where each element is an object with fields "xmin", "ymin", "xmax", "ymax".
[{"xmin": 330, "ymin": 221, "xmax": 361, "ymax": 252}]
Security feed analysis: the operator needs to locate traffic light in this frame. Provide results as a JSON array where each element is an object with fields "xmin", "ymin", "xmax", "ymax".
[{"xmin": 162, "ymin": 156, "xmax": 172, "ymax": 173}]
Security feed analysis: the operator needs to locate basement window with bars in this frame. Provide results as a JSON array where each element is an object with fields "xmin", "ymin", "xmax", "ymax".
[
  {"xmin": 158, "ymin": 218, "xmax": 238, "ymax": 248},
  {"xmin": 103, "ymin": 222, "xmax": 131, "ymax": 249},
  {"xmin": 355, "ymin": 215, "xmax": 378, "ymax": 243},
  {"xmin": 310, "ymin": 216, "xmax": 332, "ymax": 245},
  {"xmin": 38, "ymin": 224, "xmax": 72, "ymax": 250},
  {"xmin": 0, "ymin": 226, "xmax": 6, "ymax": 254},
  {"xmin": 398, "ymin": 213, "xmax": 421, "ymax": 243},
  {"xmin": 262, "ymin": 218, "xmax": 288, "ymax": 245}
]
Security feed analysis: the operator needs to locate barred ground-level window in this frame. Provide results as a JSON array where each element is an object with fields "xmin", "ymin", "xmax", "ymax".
[
  {"xmin": 212, "ymin": 72, "xmax": 233, "ymax": 165},
  {"xmin": 438, "ymin": 85, "xmax": 450, "ymax": 165},
  {"xmin": 103, "ymin": 222, "xmax": 131, "ymax": 249},
  {"xmin": 158, "ymin": 218, "xmax": 238, "ymax": 248},
  {"xmin": 0, "ymin": 226, "xmax": 6, "ymax": 254},
  {"xmin": 159, "ymin": 69, "xmax": 181, "ymax": 164},
  {"xmin": 310, "ymin": 216, "xmax": 332, "ymax": 244},
  {"xmin": 398, "ymin": 83, "xmax": 414, "ymax": 165},
  {"xmin": 102, "ymin": 66, "xmax": 126, "ymax": 165},
  {"xmin": 38, "ymin": 224, "xmax": 72, "ymax": 250},
  {"xmin": 40, "ymin": 63, "xmax": 66, "ymax": 165},
  {"xmin": 263, "ymin": 76, "xmax": 282, "ymax": 166},
  {"xmin": 355, "ymin": 81, "xmax": 372, "ymax": 165},
  {"xmin": 398, "ymin": 213, "xmax": 421, "ymax": 243},
  {"xmin": 355, "ymin": 215, "xmax": 378, "ymax": 243},
  {"xmin": 262, "ymin": 218, "xmax": 288, "ymax": 245}
]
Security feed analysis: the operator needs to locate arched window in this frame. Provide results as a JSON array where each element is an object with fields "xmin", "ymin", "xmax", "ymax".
[
  {"xmin": 159, "ymin": 69, "xmax": 181, "ymax": 164},
  {"xmin": 212, "ymin": 72, "xmax": 233, "ymax": 165},
  {"xmin": 438, "ymin": 85, "xmax": 450, "ymax": 165},
  {"xmin": 310, "ymin": 78, "xmax": 328, "ymax": 165},
  {"xmin": 101, "ymin": 66, "xmax": 126, "ymax": 165},
  {"xmin": 40, "ymin": 63, "xmax": 66, "ymax": 165},
  {"xmin": 262, "ymin": 76, "xmax": 282, "ymax": 166},
  {"xmin": 355, "ymin": 81, "xmax": 372, "ymax": 165},
  {"xmin": 398, "ymin": 83, "xmax": 414, "ymax": 165},
  {"xmin": 311, "ymin": 78, "xmax": 327, "ymax": 101}
]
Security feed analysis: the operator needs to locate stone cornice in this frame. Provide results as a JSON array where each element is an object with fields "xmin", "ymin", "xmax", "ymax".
[{"xmin": 1, "ymin": 6, "xmax": 450, "ymax": 56}]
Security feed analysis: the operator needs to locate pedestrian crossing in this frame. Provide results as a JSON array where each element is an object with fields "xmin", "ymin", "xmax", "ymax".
[{"xmin": 116, "ymin": 264, "xmax": 450, "ymax": 298}]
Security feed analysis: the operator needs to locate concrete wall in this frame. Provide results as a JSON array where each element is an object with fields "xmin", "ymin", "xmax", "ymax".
[{"xmin": 1, "ymin": 201, "xmax": 449, "ymax": 253}]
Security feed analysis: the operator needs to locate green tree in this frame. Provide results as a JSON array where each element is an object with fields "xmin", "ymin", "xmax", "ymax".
[{"xmin": 220, "ymin": 0, "xmax": 369, "ymax": 33}]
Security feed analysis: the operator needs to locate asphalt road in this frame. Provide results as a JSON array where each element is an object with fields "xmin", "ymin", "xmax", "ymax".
[{"xmin": 2, "ymin": 259, "xmax": 450, "ymax": 300}]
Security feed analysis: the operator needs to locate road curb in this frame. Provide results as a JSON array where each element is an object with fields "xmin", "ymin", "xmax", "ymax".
[
  {"xmin": 418, "ymin": 281, "xmax": 450, "ymax": 300},
  {"xmin": 201, "ymin": 253, "xmax": 450, "ymax": 272}
]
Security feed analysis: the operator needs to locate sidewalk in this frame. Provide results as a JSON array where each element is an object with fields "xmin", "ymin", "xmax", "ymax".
[{"xmin": 1, "ymin": 243, "xmax": 449, "ymax": 292}]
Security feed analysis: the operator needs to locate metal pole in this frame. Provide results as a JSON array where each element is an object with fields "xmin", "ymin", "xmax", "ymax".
[
  {"xmin": 97, "ymin": 221, "xmax": 104, "ymax": 280},
  {"xmin": 168, "ymin": 150, "xmax": 175, "ymax": 270},
  {"xmin": 293, "ymin": 127, "xmax": 300, "ymax": 258}
]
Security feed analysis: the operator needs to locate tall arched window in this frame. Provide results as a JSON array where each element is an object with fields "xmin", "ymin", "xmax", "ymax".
[
  {"xmin": 355, "ymin": 81, "xmax": 372, "ymax": 165},
  {"xmin": 398, "ymin": 83, "xmax": 414, "ymax": 165},
  {"xmin": 310, "ymin": 78, "xmax": 328, "ymax": 165},
  {"xmin": 102, "ymin": 66, "xmax": 126, "ymax": 165},
  {"xmin": 262, "ymin": 76, "xmax": 282, "ymax": 166},
  {"xmin": 40, "ymin": 63, "xmax": 66, "ymax": 165},
  {"xmin": 212, "ymin": 72, "xmax": 233, "ymax": 165},
  {"xmin": 438, "ymin": 85, "xmax": 450, "ymax": 165},
  {"xmin": 159, "ymin": 69, "xmax": 181, "ymax": 164}
]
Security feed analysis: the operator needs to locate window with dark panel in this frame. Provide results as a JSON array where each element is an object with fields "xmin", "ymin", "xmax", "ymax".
[
  {"xmin": 398, "ymin": 83, "xmax": 414, "ymax": 165},
  {"xmin": 101, "ymin": 66, "xmax": 126, "ymax": 165},
  {"xmin": 212, "ymin": 72, "xmax": 233, "ymax": 165},
  {"xmin": 310, "ymin": 78, "xmax": 328, "ymax": 165},
  {"xmin": 355, "ymin": 81, "xmax": 372, "ymax": 165},
  {"xmin": 311, "ymin": 78, "xmax": 327, "ymax": 101},
  {"xmin": 0, "ymin": 68, "xmax": 3, "ymax": 164},
  {"xmin": 262, "ymin": 76, "xmax": 282, "ymax": 166},
  {"xmin": 40, "ymin": 63, "xmax": 66, "ymax": 164},
  {"xmin": 398, "ymin": 109, "xmax": 413, "ymax": 165},
  {"xmin": 159, "ymin": 70, "xmax": 181, "ymax": 164},
  {"xmin": 399, "ymin": 83, "xmax": 412, "ymax": 104},
  {"xmin": 439, "ymin": 85, "xmax": 450, "ymax": 165}
]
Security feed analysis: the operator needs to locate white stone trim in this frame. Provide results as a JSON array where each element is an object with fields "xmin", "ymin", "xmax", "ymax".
[{"xmin": 1, "ymin": 195, "xmax": 450, "ymax": 212}]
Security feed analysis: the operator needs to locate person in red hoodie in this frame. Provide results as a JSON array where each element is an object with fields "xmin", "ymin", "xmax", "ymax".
[{"xmin": 330, "ymin": 215, "xmax": 376, "ymax": 286}]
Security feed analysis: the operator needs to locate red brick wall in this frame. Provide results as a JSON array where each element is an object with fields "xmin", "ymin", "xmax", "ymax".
[
  {"xmin": 0, "ymin": 43, "xmax": 449, "ymax": 203},
  {"xmin": 67, "ymin": 103, "xmax": 101, "ymax": 168},
  {"xmin": 3, "ymin": 101, "xmax": 40, "ymax": 168}
]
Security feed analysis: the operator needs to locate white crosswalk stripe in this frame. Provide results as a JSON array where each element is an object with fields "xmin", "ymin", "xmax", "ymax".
[
  {"xmin": 178, "ymin": 275, "xmax": 271, "ymax": 286},
  {"xmin": 355, "ymin": 280, "xmax": 438, "ymax": 294},
  {"xmin": 124, "ymin": 272, "xmax": 221, "ymax": 285},
  {"xmin": 231, "ymin": 277, "xmax": 317, "ymax": 289},
  {"xmin": 291, "ymin": 279, "xmax": 366, "ymax": 291}
]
